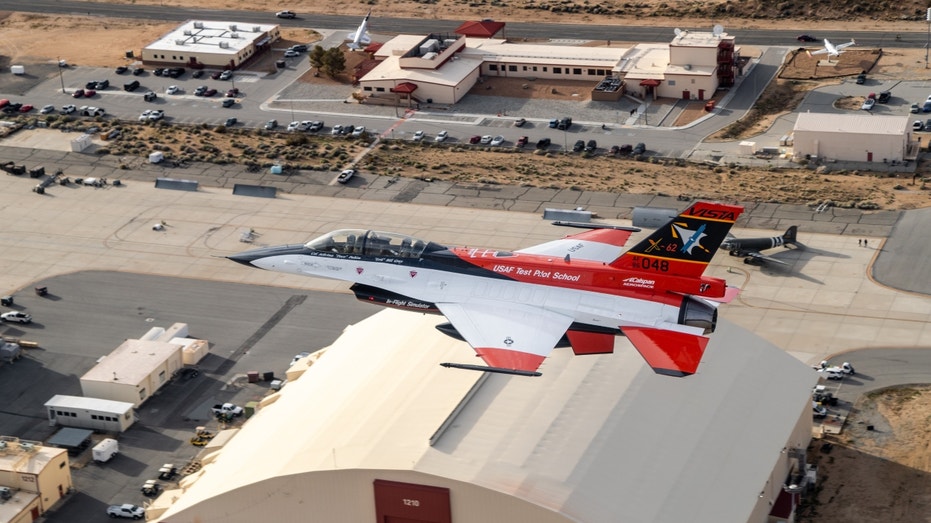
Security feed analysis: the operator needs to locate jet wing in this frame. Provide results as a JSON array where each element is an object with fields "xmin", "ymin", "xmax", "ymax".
[
  {"xmin": 515, "ymin": 228, "xmax": 634, "ymax": 263},
  {"xmin": 835, "ymin": 40, "xmax": 855, "ymax": 51},
  {"xmin": 746, "ymin": 251, "xmax": 788, "ymax": 265},
  {"xmin": 436, "ymin": 301, "xmax": 574, "ymax": 373}
]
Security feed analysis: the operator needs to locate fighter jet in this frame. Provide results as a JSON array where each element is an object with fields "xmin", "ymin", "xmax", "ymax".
[
  {"xmin": 228, "ymin": 201, "xmax": 744, "ymax": 377},
  {"xmin": 721, "ymin": 226, "xmax": 798, "ymax": 265},
  {"xmin": 807, "ymin": 38, "xmax": 855, "ymax": 59},
  {"xmin": 346, "ymin": 10, "xmax": 372, "ymax": 50}
]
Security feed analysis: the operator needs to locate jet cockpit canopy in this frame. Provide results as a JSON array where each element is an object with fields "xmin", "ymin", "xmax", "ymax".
[{"xmin": 305, "ymin": 229, "xmax": 444, "ymax": 258}]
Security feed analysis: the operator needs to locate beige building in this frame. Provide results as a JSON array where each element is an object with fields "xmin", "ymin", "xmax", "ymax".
[
  {"xmin": 792, "ymin": 113, "xmax": 915, "ymax": 163},
  {"xmin": 0, "ymin": 438, "xmax": 73, "ymax": 523},
  {"xmin": 150, "ymin": 309, "xmax": 818, "ymax": 523},
  {"xmin": 141, "ymin": 20, "xmax": 281, "ymax": 70},
  {"xmin": 358, "ymin": 27, "xmax": 736, "ymax": 106},
  {"xmin": 80, "ymin": 339, "xmax": 184, "ymax": 408}
]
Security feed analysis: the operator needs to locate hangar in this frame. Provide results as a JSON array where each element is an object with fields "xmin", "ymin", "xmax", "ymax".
[
  {"xmin": 141, "ymin": 20, "xmax": 281, "ymax": 70},
  {"xmin": 792, "ymin": 113, "xmax": 918, "ymax": 164},
  {"xmin": 151, "ymin": 309, "xmax": 818, "ymax": 523}
]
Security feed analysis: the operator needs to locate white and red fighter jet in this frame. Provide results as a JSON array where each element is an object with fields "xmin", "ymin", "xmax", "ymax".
[{"xmin": 228, "ymin": 201, "xmax": 743, "ymax": 377}]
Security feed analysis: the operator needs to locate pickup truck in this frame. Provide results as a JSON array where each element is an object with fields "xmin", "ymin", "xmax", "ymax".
[{"xmin": 211, "ymin": 403, "xmax": 244, "ymax": 417}]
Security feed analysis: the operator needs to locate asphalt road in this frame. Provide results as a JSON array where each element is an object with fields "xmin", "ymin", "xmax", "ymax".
[{"xmin": 0, "ymin": 0, "xmax": 920, "ymax": 47}]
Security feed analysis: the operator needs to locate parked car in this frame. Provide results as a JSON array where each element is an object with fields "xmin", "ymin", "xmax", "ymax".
[
  {"xmin": 18, "ymin": 104, "xmax": 33, "ymax": 113},
  {"xmin": 72, "ymin": 89, "xmax": 85, "ymax": 98},
  {"xmin": 812, "ymin": 401, "xmax": 828, "ymax": 418},
  {"xmin": 167, "ymin": 67, "xmax": 185, "ymax": 78},
  {"xmin": 265, "ymin": 119, "xmax": 278, "ymax": 130},
  {"xmin": 148, "ymin": 110, "xmax": 164, "ymax": 121},
  {"xmin": 284, "ymin": 50, "xmax": 300, "ymax": 58},
  {"xmin": 0, "ymin": 99, "xmax": 8, "ymax": 108},
  {"xmin": 95, "ymin": 79, "xmax": 110, "ymax": 90},
  {"xmin": 490, "ymin": 135, "xmax": 505, "ymax": 146},
  {"xmin": 351, "ymin": 126, "xmax": 365, "ymax": 137},
  {"xmin": 60, "ymin": 104, "xmax": 76, "ymax": 114},
  {"xmin": 166, "ymin": 85, "xmax": 180, "ymax": 95},
  {"xmin": 609, "ymin": 144, "xmax": 620, "ymax": 155},
  {"xmin": 139, "ymin": 110, "xmax": 152, "ymax": 121},
  {"xmin": 861, "ymin": 97, "xmax": 875, "ymax": 111},
  {"xmin": 224, "ymin": 117, "xmax": 237, "ymax": 127},
  {"xmin": 877, "ymin": 91, "xmax": 891, "ymax": 104},
  {"xmin": 516, "ymin": 136, "xmax": 528, "ymax": 147},
  {"xmin": 480, "ymin": 135, "xmax": 493, "ymax": 145},
  {"xmin": 143, "ymin": 91, "xmax": 157, "ymax": 102},
  {"xmin": 557, "ymin": 117, "xmax": 573, "ymax": 130},
  {"xmin": 124, "ymin": 80, "xmax": 140, "ymax": 92},
  {"xmin": 106, "ymin": 504, "xmax": 145, "ymax": 520},
  {"xmin": 514, "ymin": 117, "xmax": 526, "ymax": 127},
  {"xmin": 856, "ymin": 73, "xmax": 866, "ymax": 84},
  {"xmin": 331, "ymin": 124, "xmax": 344, "ymax": 135},
  {"xmin": 911, "ymin": 103, "xmax": 920, "ymax": 114},
  {"xmin": 39, "ymin": 104, "xmax": 55, "ymax": 114},
  {"xmin": 115, "ymin": 65, "xmax": 128, "ymax": 74},
  {"xmin": 219, "ymin": 70, "xmax": 232, "ymax": 81},
  {"xmin": 412, "ymin": 130, "xmax": 425, "ymax": 141},
  {"xmin": 797, "ymin": 34, "xmax": 817, "ymax": 42},
  {"xmin": 536, "ymin": 137, "xmax": 551, "ymax": 150},
  {"xmin": 584, "ymin": 139, "xmax": 597, "ymax": 153},
  {"xmin": 210, "ymin": 71, "xmax": 222, "ymax": 80},
  {"xmin": 225, "ymin": 88, "xmax": 239, "ymax": 97},
  {"xmin": 548, "ymin": 118, "xmax": 559, "ymax": 128},
  {"xmin": 85, "ymin": 80, "xmax": 99, "ymax": 90},
  {"xmin": 191, "ymin": 70, "xmax": 204, "ymax": 78},
  {"xmin": 337, "ymin": 169, "xmax": 356, "ymax": 184},
  {"xmin": 913, "ymin": 120, "xmax": 924, "ymax": 131},
  {"xmin": 1, "ymin": 311, "xmax": 31, "ymax": 324},
  {"xmin": 193, "ymin": 85, "xmax": 208, "ymax": 96},
  {"xmin": 286, "ymin": 121, "xmax": 301, "ymax": 131},
  {"xmin": 276, "ymin": 10, "xmax": 297, "ymax": 18},
  {"xmin": 308, "ymin": 121, "xmax": 324, "ymax": 132},
  {"xmin": 221, "ymin": 98, "xmax": 235, "ymax": 107},
  {"xmin": 469, "ymin": 135, "xmax": 482, "ymax": 144},
  {"xmin": 632, "ymin": 142, "xmax": 646, "ymax": 155},
  {"xmin": 923, "ymin": 100, "xmax": 931, "ymax": 113},
  {"xmin": 132, "ymin": 67, "xmax": 144, "ymax": 76},
  {"xmin": 152, "ymin": 67, "xmax": 165, "ymax": 77},
  {"xmin": 925, "ymin": 118, "xmax": 931, "ymax": 130},
  {"xmin": 572, "ymin": 139, "xmax": 585, "ymax": 152},
  {"xmin": 289, "ymin": 44, "xmax": 308, "ymax": 53},
  {"xmin": 618, "ymin": 144, "xmax": 633, "ymax": 155},
  {"xmin": 84, "ymin": 89, "xmax": 97, "ymax": 98},
  {"xmin": 203, "ymin": 88, "xmax": 218, "ymax": 97},
  {"xmin": 435, "ymin": 130, "xmax": 449, "ymax": 142}
]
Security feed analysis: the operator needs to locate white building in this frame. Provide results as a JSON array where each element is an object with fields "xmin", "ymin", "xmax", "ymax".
[
  {"xmin": 141, "ymin": 20, "xmax": 281, "ymax": 70},
  {"xmin": 150, "ymin": 309, "xmax": 818, "ymax": 523},
  {"xmin": 792, "ymin": 113, "xmax": 915, "ymax": 163},
  {"xmin": 44, "ymin": 395, "xmax": 136, "ymax": 433}
]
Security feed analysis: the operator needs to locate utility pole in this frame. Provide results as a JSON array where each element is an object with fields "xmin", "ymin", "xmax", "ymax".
[
  {"xmin": 927, "ymin": 8, "xmax": 931, "ymax": 68},
  {"xmin": 58, "ymin": 57, "xmax": 65, "ymax": 93}
]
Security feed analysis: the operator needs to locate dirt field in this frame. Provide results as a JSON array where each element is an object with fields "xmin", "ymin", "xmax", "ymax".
[{"xmin": 0, "ymin": 7, "xmax": 930, "ymax": 521}]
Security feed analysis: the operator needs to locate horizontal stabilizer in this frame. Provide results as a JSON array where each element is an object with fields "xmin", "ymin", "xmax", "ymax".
[
  {"xmin": 622, "ymin": 327, "xmax": 709, "ymax": 377},
  {"xmin": 553, "ymin": 221, "xmax": 641, "ymax": 232}
]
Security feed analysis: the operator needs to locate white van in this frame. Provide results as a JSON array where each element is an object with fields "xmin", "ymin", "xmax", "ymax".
[
  {"xmin": 823, "ymin": 368, "xmax": 844, "ymax": 380},
  {"xmin": 92, "ymin": 438, "xmax": 119, "ymax": 463}
]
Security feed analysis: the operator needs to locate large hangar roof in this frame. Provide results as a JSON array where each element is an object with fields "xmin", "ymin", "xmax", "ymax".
[{"xmin": 160, "ymin": 309, "xmax": 816, "ymax": 523}]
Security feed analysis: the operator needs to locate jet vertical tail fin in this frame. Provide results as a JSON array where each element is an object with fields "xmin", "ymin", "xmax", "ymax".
[
  {"xmin": 783, "ymin": 225, "xmax": 798, "ymax": 244},
  {"xmin": 611, "ymin": 201, "xmax": 744, "ymax": 278}
]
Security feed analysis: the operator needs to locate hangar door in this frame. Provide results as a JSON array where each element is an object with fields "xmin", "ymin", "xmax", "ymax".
[{"xmin": 374, "ymin": 479, "xmax": 451, "ymax": 523}]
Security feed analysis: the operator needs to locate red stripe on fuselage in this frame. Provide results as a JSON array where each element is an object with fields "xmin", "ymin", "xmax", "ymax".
[{"xmin": 448, "ymin": 247, "xmax": 726, "ymax": 305}]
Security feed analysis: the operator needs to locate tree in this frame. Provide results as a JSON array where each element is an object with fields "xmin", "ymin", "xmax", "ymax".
[
  {"xmin": 321, "ymin": 47, "xmax": 347, "ymax": 78},
  {"xmin": 308, "ymin": 45, "xmax": 326, "ymax": 70}
]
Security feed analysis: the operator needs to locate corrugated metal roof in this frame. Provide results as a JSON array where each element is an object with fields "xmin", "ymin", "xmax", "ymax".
[
  {"xmin": 160, "ymin": 309, "xmax": 817, "ymax": 523},
  {"xmin": 795, "ymin": 112, "xmax": 909, "ymax": 134}
]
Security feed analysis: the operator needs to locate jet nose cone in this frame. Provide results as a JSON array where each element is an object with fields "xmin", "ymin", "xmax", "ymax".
[{"xmin": 226, "ymin": 251, "xmax": 264, "ymax": 267}]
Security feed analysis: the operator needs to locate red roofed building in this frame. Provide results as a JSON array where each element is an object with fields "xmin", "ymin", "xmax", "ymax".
[{"xmin": 454, "ymin": 20, "xmax": 505, "ymax": 38}]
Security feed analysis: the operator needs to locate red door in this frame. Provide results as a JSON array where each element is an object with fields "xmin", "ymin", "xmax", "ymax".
[
  {"xmin": 867, "ymin": 151, "xmax": 873, "ymax": 162},
  {"xmin": 698, "ymin": 89, "xmax": 705, "ymax": 100},
  {"xmin": 374, "ymin": 480, "xmax": 451, "ymax": 523},
  {"xmin": 682, "ymin": 90, "xmax": 690, "ymax": 100}
]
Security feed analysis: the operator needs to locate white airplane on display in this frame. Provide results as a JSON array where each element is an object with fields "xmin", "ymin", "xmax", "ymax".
[
  {"xmin": 808, "ymin": 38, "xmax": 856, "ymax": 59},
  {"xmin": 228, "ymin": 202, "xmax": 745, "ymax": 378},
  {"xmin": 346, "ymin": 10, "xmax": 372, "ymax": 50}
]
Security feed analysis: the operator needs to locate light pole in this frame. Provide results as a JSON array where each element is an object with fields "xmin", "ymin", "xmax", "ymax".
[
  {"xmin": 289, "ymin": 100, "xmax": 294, "ymax": 123},
  {"xmin": 58, "ymin": 57, "xmax": 65, "ymax": 93},
  {"xmin": 927, "ymin": 7, "xmax": 931, "ymax": 68}
]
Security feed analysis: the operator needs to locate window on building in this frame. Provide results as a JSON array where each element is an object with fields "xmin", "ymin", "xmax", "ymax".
[
  {"xmin": 70, "ymin": 412, "xmax": 76, "ymax": 417},
  {"xmin": 364, "ymin": 86, "xmax": 372, "ymax": 91},
  {"xmin": 543, "ymin": 67, "xmax": 548, "ymax": 72},
  {"xmin": 489, "ymin": 64, "xmax": 498, "ymax": 71},
  {"xmin": 532, "ymin": 66, "xmax": 537, "ymax": 71},
  {"xmin": 573, "ymin": 68, "xmax": 582, "ymax": 75},
  {"xmin": 553, "ymin": 67, "xmax": 561, "ymax": 74},
  {"xmin": 139, "ymin": 388, "xmax": 147, "ymax": 400},
  {"xmin": 91, "ymin": 415, "xmax": 98, "ymax": 420},
  {"xmin": 668, "ymin": 80, "xmax": 676, "ymax": 86},
  {"xmin": 691, "ymin": 79, "xmax": 696, "ymax": 84},
  {"xmin": 508, "ymin": 65, "xmax": 517, "ymax": 71},
  {"xmin": 376, "ymin": 87, "xmax": 385, "ymax": 92},
  {"xmin": 588, "ymin": 69, "xmax": 596, "ymax": 75},
  {"xmin": 159, "ymin": 370, "xmax": 166, "ymax": 384}
]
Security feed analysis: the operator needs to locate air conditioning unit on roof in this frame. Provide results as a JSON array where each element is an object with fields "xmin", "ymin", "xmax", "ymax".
[
  {"xmin": 252, "ymin": 26, "xmax": 261, "ymax": 32},
  {"xmin": 193, "ymin": 22, "xmax": 204, "ymax": 29},
  {"xmin": 230, "ymin": 33, "xmax": 239, "ymax": 38},
  {"xmin": 219, "ymin": 41, "xmax": 229, "ymax": 49},
  {"xmin": 229, "ymin": 24, "xmax": 238, "ymax": 31},
  {"xmin": 183, "ymin": 30, "xmax": 192, "ymax": 35},
  {"xmin": 175, "ymin": 40, "xmax": 185, "ymax": 45}
]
